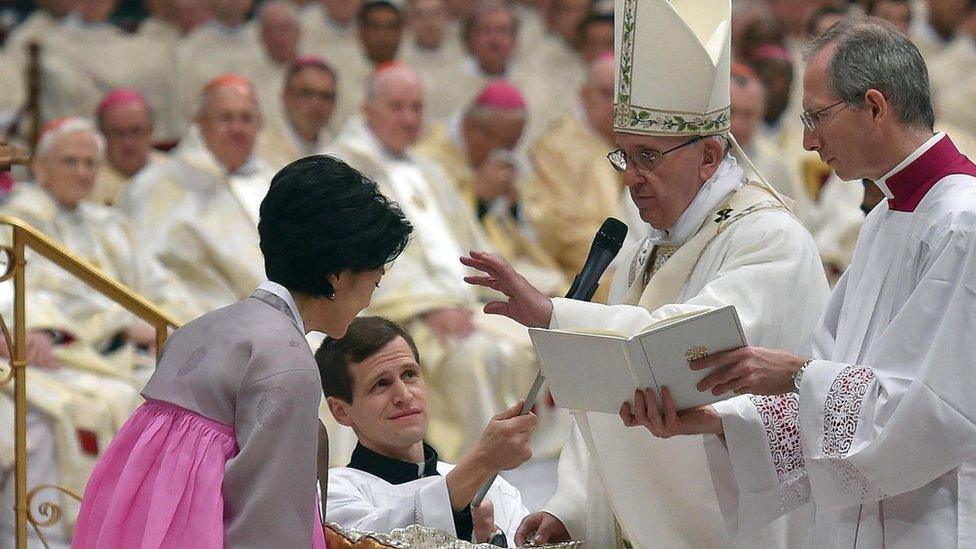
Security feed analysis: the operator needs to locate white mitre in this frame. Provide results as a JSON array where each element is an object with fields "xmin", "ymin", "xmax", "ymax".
[{"xmin": 613, "ymin": 0, "xmax": 732, "ymax": 136}]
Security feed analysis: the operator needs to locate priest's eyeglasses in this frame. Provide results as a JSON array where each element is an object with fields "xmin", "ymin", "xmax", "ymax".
[
  {"xmin": 607, "ymin": 135, "xmax": 706, "ymax": 174},
  {"xmin": 800, "ymin": 100, "xmax": 847, "ymax": 131}
]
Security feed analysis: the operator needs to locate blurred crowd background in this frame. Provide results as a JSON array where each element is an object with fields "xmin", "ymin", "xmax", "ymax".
[{"xmin": 2, "ymin": 0, "xmax": 975, "ymax": 545}]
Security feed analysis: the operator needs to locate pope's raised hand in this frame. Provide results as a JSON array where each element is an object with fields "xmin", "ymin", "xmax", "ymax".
[{"xmin": 460, "ymin": 250, "xmax": 553, "ymax": 328}]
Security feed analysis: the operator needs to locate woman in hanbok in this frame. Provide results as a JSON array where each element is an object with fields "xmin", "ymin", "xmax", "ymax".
[{"xmin": 71, "ymin": 155, "xmax": 413, "ymax": 548}]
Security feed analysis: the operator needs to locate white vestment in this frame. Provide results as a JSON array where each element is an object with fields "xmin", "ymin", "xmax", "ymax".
[
  {"xmin": 118, "ymin": 126, "xmax": 275, "ymax": 320},
  {"xmin": 328, "ymin": 449, "xmax": 529, "ymax": 543},
  {"xmin": 706, "ymin": 133, "xmax": 976, "ymax": 548},
  {"xmin": 257, "ymin": 110, "xmax": 329, "ymax": 170},
  {"xmin": 926, "ymin": 34, "xmax": 976, "ymax": 98},
  {"xmin": 1, "ymin": 183, "xmax": 193, "ymax": 349},
  {"xmin": 542, "ymin": 157, "xmax": 829, "ymax": 548}
]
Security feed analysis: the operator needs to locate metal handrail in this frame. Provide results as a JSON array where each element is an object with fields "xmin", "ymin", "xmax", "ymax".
[{"xmin": 0, "ymin": 215, "xmax": 180, "ymax": 549}]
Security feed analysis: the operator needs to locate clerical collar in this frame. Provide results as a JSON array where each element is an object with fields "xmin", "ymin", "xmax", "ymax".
[
  {"xmin": 874, "ymin": 132, "xmax": 962, "ymax": 212},
  {"xmin": 348, "ymin": 442, "xmax": 440, "ymax": 485}
]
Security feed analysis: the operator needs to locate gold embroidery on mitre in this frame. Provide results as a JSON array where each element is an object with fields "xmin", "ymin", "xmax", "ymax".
[
  {"xmin": 685, "ymin": 345, "xmax": 709, "ymax": 362},
  {"xmin": 613, "ymin": 0, "xmax": 732, "ymax": 136}
]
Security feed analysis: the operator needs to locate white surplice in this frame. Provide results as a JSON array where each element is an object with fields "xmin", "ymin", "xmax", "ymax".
[
  {"xmin": 328, "ymin": 458, "xmax": 529, "ymax": 542},
  {"xmin": 705, "ymin": 133, "xmax": 976, "ymax": 548},
  {"xmin": 541, "ymin": 156, "xmax": 830, "ymax": 548}
]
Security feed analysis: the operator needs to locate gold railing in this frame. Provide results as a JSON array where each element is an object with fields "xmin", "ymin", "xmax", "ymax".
[{"xmin": 0, "ymin": 207, "xmax": 180, "ymax": 544}]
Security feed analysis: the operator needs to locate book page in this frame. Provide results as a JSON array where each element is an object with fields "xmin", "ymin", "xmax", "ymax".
[
  {"xmin": 528, "ymin": 329, "xmax": 639, "ymax": 414},
  {"xmin": 636, "ymin": 306, "xmax": 746, "ymax": 411}
]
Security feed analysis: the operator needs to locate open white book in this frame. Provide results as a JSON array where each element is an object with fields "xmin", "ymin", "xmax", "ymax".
[{"xmin": 528, "ymin": 305, "xmax": 747, "ymax": 414}]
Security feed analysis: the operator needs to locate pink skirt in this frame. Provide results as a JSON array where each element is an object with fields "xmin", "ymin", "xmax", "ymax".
[{"xmin": 72, "ymin": 399, "xmax": 326, "ymax": 548}]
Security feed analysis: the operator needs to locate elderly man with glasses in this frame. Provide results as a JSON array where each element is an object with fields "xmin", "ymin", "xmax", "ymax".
[
  {"xmin": 460, "ymin": 1, "xmax": 829, "ymax": 547},
  {"xmin": 629, "ymin": 17, "xmax": 976, "ymax": 548}
]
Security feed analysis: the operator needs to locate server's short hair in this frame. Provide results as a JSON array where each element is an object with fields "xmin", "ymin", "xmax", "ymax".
[{"xmin": 316, "ymin": 316, "xmax": 420, "ymax": 402}]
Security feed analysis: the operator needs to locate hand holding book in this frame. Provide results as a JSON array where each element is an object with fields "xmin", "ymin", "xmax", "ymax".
[
  {"xmin": 529, "ymin": 305, "xmax": 748, "ymax": 415},
  {"xmin": 619, "ymin": 386, "xmax": 724, "ymax": 438}
]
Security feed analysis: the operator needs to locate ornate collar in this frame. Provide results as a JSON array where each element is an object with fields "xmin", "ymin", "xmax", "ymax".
[{"xmin": 879, "ymin": 135, "xmax": 976, "ymax": 212}]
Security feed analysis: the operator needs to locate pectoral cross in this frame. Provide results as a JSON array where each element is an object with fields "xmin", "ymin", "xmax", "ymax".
[{"xmin": 714, "ymin": 207, "xmax": 733, "ymax": 223}]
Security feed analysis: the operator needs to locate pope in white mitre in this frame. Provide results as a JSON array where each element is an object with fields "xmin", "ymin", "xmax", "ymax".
[
  {"xmin": 462, "ymin": 0, "xmax": 829, "ymax": 547},
  {"xmin": 632, "ymin": 18, "xmax": 976, "ymax": 549}
]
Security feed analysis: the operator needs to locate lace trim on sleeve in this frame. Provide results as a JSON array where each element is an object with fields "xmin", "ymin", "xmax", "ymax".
[
  {"xmin": 821, "ymin": 365, "xmax": 886, "ymax": 500},
  {"xmin": 750, "ymin": 394, "xmax": 810, "ymax": 511}
]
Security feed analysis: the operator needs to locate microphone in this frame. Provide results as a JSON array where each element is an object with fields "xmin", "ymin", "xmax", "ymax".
[
  {"xmin": 472, "ymin": 218, "xmax": 628, "ymax": 507},
  {"xmin": 564, "ymin": 217, "xmax": 629, "ymax": 301}
]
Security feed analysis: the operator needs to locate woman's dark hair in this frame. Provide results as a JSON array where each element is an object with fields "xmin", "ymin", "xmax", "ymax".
[
  {"xmin": 315, "ymin": 316, "xmax": 421, "ymax": 402},
  {"xmin": 258, "ymin": 155, "xmax": 412, "ymax": 298}
]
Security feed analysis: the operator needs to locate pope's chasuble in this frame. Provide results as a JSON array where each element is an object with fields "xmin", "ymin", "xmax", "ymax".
[
  {"xmin": 706, "ymin": 134, "xmax": 976, "ymax": 548},
  {"xmin": 542, "ymin": 156, "xmax": 830, "ymax": 548}
]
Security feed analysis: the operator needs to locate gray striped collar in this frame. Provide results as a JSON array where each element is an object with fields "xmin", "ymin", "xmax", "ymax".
[{"xmin": 253, "ymin": 280, "xmax": 306, "ymax": 333}]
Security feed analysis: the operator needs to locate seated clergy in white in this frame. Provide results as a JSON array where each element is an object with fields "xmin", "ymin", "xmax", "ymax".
[
  {"xmin": 326, "ymin": 62, "xmax": 566, "ymax": 479},
  {"xmin": 0, "ymin": 287, "xmax": 143, "ymax": 548},
  {"xmin": 246, "ymin": 0, "xmax": 303, "ymax": 131},
  {"xmin": 90, "ymin": 89, "xmax": 165, "ymax": 206},
  {"xmin": 1, "ymin": 117, "xmax": 191, "ymax": 357},
  {"xmin": 462, "ymin": 0, "xmax": 829, "ymax": 547},
  {"xmin": 321, "ymin": 316, "xmax": 533, "ymax": 545},
  {"xmin": 628, "ymin": 18, "xmax": 976, "ymax": 548},
  {"xmin": 257, "ymin": 56, "xmax": 338, "ymax": 170},
  {"xmin": 416, "ymin": 80, "xmax": 565, "ymax": 294},
  {"xmin": 119, "ymin": 74, "xmax": 276, "ymax": 321}
]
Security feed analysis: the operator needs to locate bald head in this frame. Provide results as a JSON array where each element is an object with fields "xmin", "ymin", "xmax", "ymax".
[
  {"xmin": 730, "ymin": 69, "xmax": 766, "ymax": 147},
  {"xmin": 363, "ymin": 64, "xmax": 424, "ymax": 155},
  {"xmin": 196, "ymin": 75, "xmax": 261, "ymax": 173},
  {"xmin": 580, "ymin": 54, "xmax": 615, "ymax": 142}
]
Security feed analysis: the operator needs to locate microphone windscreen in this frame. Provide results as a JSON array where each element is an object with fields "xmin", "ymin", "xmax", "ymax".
[{"xmin": 593, "ymin": 217, "xmax": 628, "ymax": 255}]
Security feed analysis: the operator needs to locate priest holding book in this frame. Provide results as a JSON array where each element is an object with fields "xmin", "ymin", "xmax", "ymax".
[
  {"xmin": 461, "ymin": 1, "xmax": 829, "ymax": 547},
  {"xmin": 629, "ymin": 18, "xmax": 976, "ymax": 548}
]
